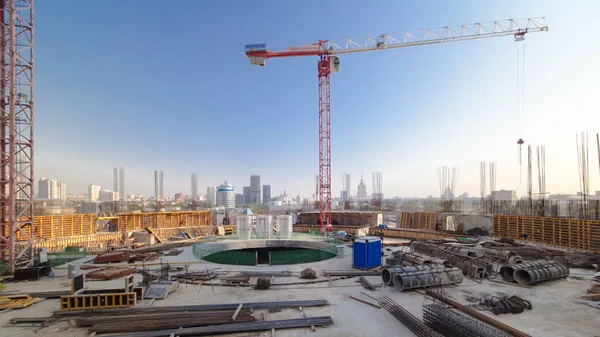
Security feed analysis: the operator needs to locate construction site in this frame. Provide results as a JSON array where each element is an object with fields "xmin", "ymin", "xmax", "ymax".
[{"xmin": 0, "ymin": 3, "xmax": 599, "ymax": 337}]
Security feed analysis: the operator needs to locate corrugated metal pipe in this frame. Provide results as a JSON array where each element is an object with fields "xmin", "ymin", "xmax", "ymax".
[
  {"xmin": 395, "ymin": 251, "xmax": 452, "ymax": 268},
  {"xmin": 391, "ymin": 267, "xmax": 464, "ymax": 291},
  {"xmin": 484, "ymin": 248, "xmax": 523, "ymax": 265},
  {"xmin": 499, "ymin": 260, "xmax": 569, "ymax": 284},
  {"xmin": 382, "ymin": 265, "xmax": 446, "ymax": 285},
  {"xmin": 410, "ymin": 241, "xmax": 492, "ymax": 279},
  {"xmin": 440, "ymin": 244, "xmax": 485, "ymax": 258}
]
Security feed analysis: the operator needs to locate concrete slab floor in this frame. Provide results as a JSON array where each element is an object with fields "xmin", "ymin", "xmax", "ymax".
[{"xmin": 1, "ymin": 244, "xmax": 599, "ymax": 337}]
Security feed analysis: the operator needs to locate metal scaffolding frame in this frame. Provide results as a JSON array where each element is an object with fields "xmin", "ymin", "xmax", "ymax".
[{"xmin": 0, "ymin": 0, "xmax": 34, "ymax": 274}]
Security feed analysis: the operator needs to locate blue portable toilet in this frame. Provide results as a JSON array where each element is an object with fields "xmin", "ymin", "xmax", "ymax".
[{"xmin": 353, "ymin": 236, "xmax": 382, "ymax": 270}]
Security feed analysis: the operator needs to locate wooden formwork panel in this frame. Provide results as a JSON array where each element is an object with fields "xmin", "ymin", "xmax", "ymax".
[
  {"xmin": 399, "ymin": 212, "xmax": 436, "ymax": 231},
  {"xmin": 116, "ymin": 211, "xmax": 212, "ymax": 232},
  {"xmin": 11, "ymin": 214, "xmax": 97, "ymax": 241},
  {"xmin": 493, "ymin": 214, "xmax": 600, "ymax": 252}
]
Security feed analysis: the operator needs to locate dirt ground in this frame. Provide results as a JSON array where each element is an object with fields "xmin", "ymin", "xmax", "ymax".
[{"xmin": 1, "ymin": 243, "xmax": 599, "ymax": 337}]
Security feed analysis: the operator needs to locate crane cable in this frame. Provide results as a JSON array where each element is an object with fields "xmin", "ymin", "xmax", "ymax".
[{"xmin": 517, "ymin": 41, "xmax": 526, "ymax": 183}]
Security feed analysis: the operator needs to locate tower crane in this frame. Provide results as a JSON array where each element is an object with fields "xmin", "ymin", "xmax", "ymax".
[{"xmin": 245, "ymin": 18, "xmax": 548, "ymax": 232}]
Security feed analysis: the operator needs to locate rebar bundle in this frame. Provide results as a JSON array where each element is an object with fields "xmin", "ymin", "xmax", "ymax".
[
  {"xmin": 394, "ymin": 251, "xmax": 452, "ymax": 268},
  {"xmin": 423, "ymin": 303, "xmax": 512, "ymax": 337},
  {"xmin": 382, "ymin": 265, "xmax": 446, "ymax": 285},
  {"xmin": 378, "ymin": 296, "xmax": 443, "ymax": 337},
  {"xmin": 437, "ymin": 166, "xmax": 459, "ymax": 212},
  {"xmin": 410, "ymin": 241, "xmax": 493, "ymax": 279}
]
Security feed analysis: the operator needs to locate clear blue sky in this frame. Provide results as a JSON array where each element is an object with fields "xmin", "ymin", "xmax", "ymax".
[{"xmin": 35, "ymin": 1, "xmax": 600, "ymax": 199}]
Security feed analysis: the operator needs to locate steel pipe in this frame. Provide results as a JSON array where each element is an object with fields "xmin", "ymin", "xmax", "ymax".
[
  {"xmin": 382, "ymin": 265, "xmax": 446, "ymax": 285},
  {"xmin": 391, "ymin": 267, "xmax": 463, "ymax": 291}
]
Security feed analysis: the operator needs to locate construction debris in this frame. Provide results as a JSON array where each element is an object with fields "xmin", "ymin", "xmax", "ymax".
[
  {"xmin": 93, "ymin": 250, "xmax": 130, "ymax": 264},
  {"xmin": 144, "ymin": 281, "xmax": 178, "ymax": 299},
  {"xmin": 254, "ymin": 277, "xmax": 272, "ymax": 290},
  {"xmin": 0, "ymin": 295, "xmax": 42, "ymax": 309},
  {"xmin": 466, "ymin": 295, "xmax": 532, "ymax": 314},
  {"xmin": 300, "ymin": 268, "xmax": 317, "ymax": 279},
  {"xmin": 358, "ymin": 276, "xmax": 377, "ymax": 291},
  {"xmin": 349, "ymin": 295, "xmax": 380, "ymax": 309},
  {"xmin": 85, "ymin": 267, "xmax": 136, "ymax": 280}
]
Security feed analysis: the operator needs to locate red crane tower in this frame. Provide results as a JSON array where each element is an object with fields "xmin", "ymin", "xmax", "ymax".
[
  {"xmin": 246, "ymin": 18, "xmax": 548, "ymax": 232},
  {"xmin": 0, "ymin": 0, "xmax": 35, "ymax": 274}
]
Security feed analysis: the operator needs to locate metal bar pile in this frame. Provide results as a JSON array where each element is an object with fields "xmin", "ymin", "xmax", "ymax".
[
  {"xmin": 499, "ymin": 260, "xmax": 569, "ymax": 285},
  {"xmin": 378, "ymin": 296, "xmax": 443, "ymax": 337},
  {"xmin": 79, "ymin": 309, "xmax": 257, "ymax": 333},
  {"xmin": 52, "ymin": 300, "xmax": 329, "ymax": 317},
  {"xmin": 423, "ymin": 303, "xmax": 512, "ymax": 337},
  {"xmin": 410, "ymin": 241, "xmax": 493, "ymax": 279},
  {"xmin": 323, "ymin": 270, "xmax": 381, "ymax": 276},
  {"xmin": 425, "ymin": 290, "xmax": 531, "ymax": 337},
  {"xmin": 102, "ymin": 316, "xmax": 334, "ymax": 337}
]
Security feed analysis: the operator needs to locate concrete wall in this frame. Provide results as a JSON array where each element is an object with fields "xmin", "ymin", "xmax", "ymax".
[
  {"xmin": 297, "ymin": 211, "xmax": 381, "ymax": 227},
  {"xmin": 437, "ymin": 213, "xmax": 492, "ymax": 234}
]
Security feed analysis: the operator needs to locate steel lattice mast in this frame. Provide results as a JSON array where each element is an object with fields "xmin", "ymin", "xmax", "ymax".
[
  {"xmin": 245, "ymin": 18, "xmax": 547, "ymax": 232},
  {"xmin": 0, "ymin": 0, "xmax": 34, "ymax": 273}
]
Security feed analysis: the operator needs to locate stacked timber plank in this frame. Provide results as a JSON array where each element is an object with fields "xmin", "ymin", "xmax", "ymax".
[{"xmin": 493, "ymin": 214, "xmax": 600, "ymax": 252}]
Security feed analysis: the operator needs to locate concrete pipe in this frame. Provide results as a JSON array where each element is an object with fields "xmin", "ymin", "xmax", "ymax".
[
  {"xmin": 382, "ymin": 265, "xmax": 446, "ymax": 285},
  {"xmin": 513, "ymin": 261, "xmax": 569, "ymax": 285},
  {"xmin": 391, "ymin": 267, "xmax": 463, "ymax": 291}
]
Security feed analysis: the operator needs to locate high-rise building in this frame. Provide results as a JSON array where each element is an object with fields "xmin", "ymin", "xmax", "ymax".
[
  {"xmin": 174, "ymin": 192, "xmax": 185, "ymax": 203},
  {"xmin": 57, "ymin": 182, "xmax": 67, "ymax": 200},
  {"xmin": 216, "ymin": 182, "xmax": 235, "ymax": 208},
  {"xmin": 262, "ymin": 185, "xmax": 271, "ymax": 205},
  {"xmin": 99, "ymin": 189, "xmax": 119, "ymax": 201},
  {"xmin": 341, "ymin": 173, "xmax": 351, "ymax": 202},
  {"xmin": 243, "ymin": 186, "xmax": 251, "ymax": 204},
  {"xmin": 235, "ymin": 193, "xmax": 244, "ymax": 206},
  {"xmin": 119, "ymin": 167, "xmax": 125, "ymax": 201},
  {"xmin": 356, "ymin": 174, "xmax": 368, "ymax": 199},
  {"xmin": 113, "ymin": 168, "xmax": 119, "ymax": 192},
  {"xmin": 250, "ymin": 175, "xmax": 261, "ymax": 204},
  {"xmin": 207, "ymin": 186, "xmax": 217, "ymax": 206},
  {"xmin": 88, "ymin": 184, "xmax": 101, "ymax": 202},
  {"xmin": 38, "ymin": 178, "xmax": 65, "ymax": 200}
]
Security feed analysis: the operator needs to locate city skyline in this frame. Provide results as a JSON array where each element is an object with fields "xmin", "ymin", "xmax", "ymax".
[{"xmin": 33, "ymin": 1, "xmax": 600, "ymax": 199}]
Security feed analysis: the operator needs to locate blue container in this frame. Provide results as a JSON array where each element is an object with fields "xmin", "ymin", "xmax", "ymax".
[{"xmin": 352, "ymin": 236, "xmax": 382, "ymax": 270}]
